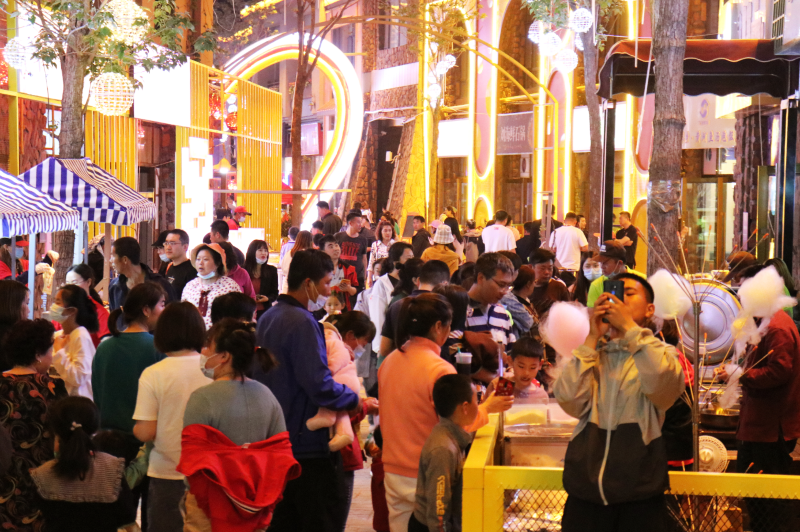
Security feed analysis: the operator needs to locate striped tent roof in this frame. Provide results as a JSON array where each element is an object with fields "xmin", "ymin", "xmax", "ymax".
[
  {"xmin": 0, "ymin": 167, "xmax": 79, "ymax": 236},
  {"xmin": 19, "ymin": 158, "xmax": 156, "ymax": 226}
]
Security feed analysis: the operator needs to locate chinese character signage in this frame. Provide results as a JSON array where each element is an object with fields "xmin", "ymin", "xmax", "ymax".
[
  {"xmin": 682, "ymin": 96, "xmax": 736, "ymax": 149},
  {"xmin": 497, "ymin": 112, "xmax": 534, "ymax": 155}
]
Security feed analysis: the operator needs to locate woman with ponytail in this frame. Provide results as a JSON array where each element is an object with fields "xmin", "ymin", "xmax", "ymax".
[
  {"xmin": 51, "ymin": 284, "xmax": 99, "ymax": 399},
  {"xmin": 179, "ymin": 318, "xmax": 294, "ymax": 530},
  {"xmin": 92, "ymin": 283, "xmax": 166, "ymax": 437},
  {"xmin": 30, "ymin": 396, "xmax": 136, "ymax": 531}
]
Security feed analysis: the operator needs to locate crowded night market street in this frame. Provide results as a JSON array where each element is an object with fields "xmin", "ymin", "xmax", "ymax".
[{"xmin": 2, "ymin": 0, "xmax": 800, "ymax": 530}]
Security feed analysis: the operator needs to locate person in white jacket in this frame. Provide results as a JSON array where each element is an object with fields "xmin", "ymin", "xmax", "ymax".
[
  {"xmin": 50, "ymin": 285, "xmax": 99, "ymax": 399},
  {"xmin": 368, "ymin": 243, "xmax": 414, "ymax": 353}
]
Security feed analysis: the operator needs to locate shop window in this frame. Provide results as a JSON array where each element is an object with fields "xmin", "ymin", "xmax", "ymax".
[
  {"xmin": 379, "ymin": 0, "xmax": 407, "ymax": 50},
  {"xmin": 332, "ymin": 24, "xmax": 356, "ymax": 66}
]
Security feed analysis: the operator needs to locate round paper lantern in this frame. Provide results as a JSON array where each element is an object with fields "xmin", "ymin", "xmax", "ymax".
[
  {"xmin": 106, "ymin": 0, "xmax": 148, "ymax": 46},
  {"xmin": 427, "ymin": 83, "xmax": 442, "ymax": 103},
  {"xmin": 539, "ymin": 32, "xmax": 562, "ymax": 57},
  {"xmin": 3, "ymin": 37, "xmax": 30, "ymax": 70},
  {"xmin": 225, "ymin": 112, "xmax": 238, "ymax": 132},
  {"xmin": 92, "ymin": 72, "xmax": 134, "ymax": 116},
  {"xmin": 570, "ymin": 7, "xmax": 594, "ymax": 33},
  {"xmin": 554, "ymin": 48, "xmax": 579, "ymax": 73},
  {"xmin": 528, "ymin": 21, "xmax": 543, "ymax": 44},
  {"xmin": 574, "ymin": 34, "xmax": 584, "ymax": 52}
]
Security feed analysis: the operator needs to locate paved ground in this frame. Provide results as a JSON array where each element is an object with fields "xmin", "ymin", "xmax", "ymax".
[{"xmin": 346, "ymin": 462, "xmax": 375, "ymax": 532}]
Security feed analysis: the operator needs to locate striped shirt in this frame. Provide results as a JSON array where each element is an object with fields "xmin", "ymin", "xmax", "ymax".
[{"xmin": 465, "ymin": 300, "xmax": 515, "ymax": 349}]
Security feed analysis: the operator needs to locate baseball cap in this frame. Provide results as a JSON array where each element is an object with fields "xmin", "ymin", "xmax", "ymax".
[
  {"xmin": 234, "ymin": 206, "xmax": 251, "ymax": 216},
  {"xmin": 151, "ymin": 230, "xmax": 169, "ymax": 248},
  {"xmin": 433, "ymin": 224, "xmax": 454, "ymax": 245},
  {"xmin": 723, "ymin": 251, "xmax": 756, "ymax": 282},
  {"xmin": 592, "ymin": 241, "xmax": 627, "ymax": 263}
]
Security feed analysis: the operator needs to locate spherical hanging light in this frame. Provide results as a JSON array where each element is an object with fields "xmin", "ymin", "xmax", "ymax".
[
  {"xmin": 528, "ymin": 21, "xmax": 543, "ymax": 44},
  {"xmin": 554, "ymin": 48, "xmax": 579, "ymax": 73},
  {"xmin": 3, "ymin": 37, "xmax": 31, "ymax": 71},
  {"xmin": 538, "ymin": 32, "xmax": 562, "ymax": 57},
  {"xmin": 427, "ymin": 83, "xmax": 442, "ymax": 103},
  {"xmin": 435, "ymin": 61, "xmax": 449, "ymax": 76},
  {"xmin": 92, "ymin": 72, "xmax": 134, "ymax": 116},
  {"xmin": 209, "ymin": 92, "xmax": 222, "ymax": 119},
  {"xmin": 225, "ymin": 112, "xmax": 238, "ymax": 132},
  {"xmin": 569, "ymin": 7, "xmax": 594, "ymax": 33},
  {"xmin": 574, "ymin": 34, "xmax": 584, "ymax": 52},
  {"xmin": 106, "ymin": 0, "xmax": 148, "ymax": 46}
]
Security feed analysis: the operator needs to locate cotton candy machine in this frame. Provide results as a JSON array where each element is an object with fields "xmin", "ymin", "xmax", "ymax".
[
  {"xmin": 501, "ymin": 403, "xmax": 577, "ymax": 467},
  {"xmin": 678, "ymin": 279, "xmax": 741, "ymax": 366}
]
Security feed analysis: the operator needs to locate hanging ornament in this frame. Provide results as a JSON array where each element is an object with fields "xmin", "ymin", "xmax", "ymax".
[
  {"xmin": 209, "ymin": 93, "xmax": 222, "ymax": 119},
  {"xmin": 105, "ymin": 0, "xmax": 148, "ymax": 46},
  {"xmin": 92, "ymin": 72, "xmax": 135, "ymax": 116},
  {"xmin": 554, "ymin": 49, "xmax": 579, "ymax": 73},
  {"xmin": 574, "ymin": 34, "xmax": 584, "ymax": 52},
  {"xmin": 538, "ymin": 32, "xmax": 562, "ymax": 57},
  {"xmin": 225, "ymin": 112, "xmax": 238, "ymax": 132},
  {"xmin": 427, "ymin": 83, "xmax": 442, "ymax": 103},
  {"xmin": 435, "ymin": 55, "xmax": 457, "ymax": 77},
  {"xmin": 528, "ymin": 21, "xmax": 543, "ymax": 44},
  {"xmin": 569, "ymin": 7, "xmax": 594, "ymax": 33},
  {"xmin": 3, "ymin": 37, "xmax": 31, "ymax": 71}
]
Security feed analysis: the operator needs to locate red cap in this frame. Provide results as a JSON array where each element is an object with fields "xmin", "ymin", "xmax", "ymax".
[{"xmin": 234, "ymin": 206, "xmax": 251, "ymax": 215}]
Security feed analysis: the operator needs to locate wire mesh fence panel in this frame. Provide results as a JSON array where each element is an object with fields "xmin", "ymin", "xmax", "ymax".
[{"xmin": 502, "ymin": 489, "xmax": 568, "ymax": 531}]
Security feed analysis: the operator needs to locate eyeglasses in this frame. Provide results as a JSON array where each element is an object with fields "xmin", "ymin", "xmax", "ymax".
[
  {"xmin": 164, "ymin": 241, "xmax": 185, "ymax": 247},
  {"xmin": 490, "ymin": 278, "xmax": 512, "ymax": 291}
]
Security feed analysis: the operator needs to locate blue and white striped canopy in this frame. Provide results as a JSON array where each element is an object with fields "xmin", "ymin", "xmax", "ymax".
[
  {"xmin": 20, "ymin": 158, "xmax": 156, "ymax": 226},
  {"xmin": 0, "ymin": 167, "xmax": 79, "ymax": 236}
]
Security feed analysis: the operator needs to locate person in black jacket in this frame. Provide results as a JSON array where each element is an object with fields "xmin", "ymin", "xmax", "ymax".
[
  {"xmin": 107, "ymin": 237, "xmax": 177, "ymax": 311},
  {"xmin": 244, "ymin": 239, "xmax": 278, "ymax": 318}
]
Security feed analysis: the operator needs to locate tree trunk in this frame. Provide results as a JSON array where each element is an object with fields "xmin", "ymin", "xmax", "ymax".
[
  {"xmin": 290, "ymin": 66, "xmax": 309, "ymax": 227},
  {"xmin": 581, "ymin": 29, "xmax": 603, "ymax": 251},
  {"xmin": 647, "ymin": 0, "xmax": 688, "ymax": 275}
]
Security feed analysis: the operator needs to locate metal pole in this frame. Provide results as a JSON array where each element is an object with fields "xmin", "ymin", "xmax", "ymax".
[
  {"xmin": 10, "ymin": 236, "xmax": 16, "ymax": 279},
  {"xmin": 692, "ymin": 300, "xmax": 701, "ymax": 471},
  {"xmin": 602, "ymin": 100, "xmax": 616, "ymax": 242},
  {"xmin": 27, "ymin": 235, "xmax": 35, "ymax": 319}
]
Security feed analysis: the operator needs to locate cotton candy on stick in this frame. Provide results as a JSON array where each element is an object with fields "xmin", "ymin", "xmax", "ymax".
[
  {"xmin": 648, "ymin": 269, "xmax": 693, "ymax": 320},
  {"xmin": 540, "ymin": 302, "xmax": 590, "ymax": 358}
]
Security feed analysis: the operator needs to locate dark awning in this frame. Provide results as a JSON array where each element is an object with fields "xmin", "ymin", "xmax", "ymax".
[{"xmin": 598, "ymin": 39, "xmax": 800, "ymax": 99}]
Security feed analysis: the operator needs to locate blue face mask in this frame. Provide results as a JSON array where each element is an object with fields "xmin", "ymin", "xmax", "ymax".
[
  {"xmin": 14, "ymin": 248, "xmax": 23, "ymax": 259},
  {"xmin": 198, "ymin": 271, "xmax": 216, "ymax": 280}
]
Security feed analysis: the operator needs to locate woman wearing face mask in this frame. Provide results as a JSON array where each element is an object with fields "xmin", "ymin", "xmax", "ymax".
[
  {"xmin": 181, "ymin": 244, "xmax": 242, "ymax": 329},
  {"xmin": 0, "ymin": 319, "xmax": 68, "ymax": 530},
  {"xmin": 66, "ymin": 264, "xmax": 111, "ymax": 347},
  {"xmin": 51, "ymin": 284, "xmax": 99, "ymax": 399},
  {"xmin": 320, "ymin": 311, "xmax": 379, "ymax": 531},
  {"xmin": 179, "ymin": 318, "xmax": 290, "ymax": 530},
  {"xmin": 571, "ymin": 256, "xmax": 602, "ymax": 306},
  {"xmin": 245, "ymin": 240, "xmax": 279, "ymax": 318},
  {"xmin": 132, "ymin": 302, "xmax": 211, "ymax": 532}
]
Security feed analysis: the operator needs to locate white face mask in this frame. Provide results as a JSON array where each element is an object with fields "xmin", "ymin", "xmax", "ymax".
[
  {"xmin": 198, "ymin": 271, "xmax": 216, "ymax": 280},
  {"xmin": 353, "ymin": 344, "xmax": 367, "ymax": 360},
  {"xmin": 159, "ymin": 253, "xmax": 169, "ymax": 262},
  {"xmin": 584, "ymin": 265, "xmax": 603, "ymax": 281},
  {"xmin": 256, "ymin": 257, "xmax": 267, "ymax": 265},
  {"xmin": 199, "ymin": 353, "xmax": 220, "ymax": 380},
  {"xmin": 50, "ymin": 304, "xmax": 68, "ymax": 323}
]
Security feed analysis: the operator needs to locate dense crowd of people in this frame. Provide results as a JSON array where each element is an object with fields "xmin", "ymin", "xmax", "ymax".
[{"xmin": 2, "ymin": 197, "xmax": 800, "ymax": 532}]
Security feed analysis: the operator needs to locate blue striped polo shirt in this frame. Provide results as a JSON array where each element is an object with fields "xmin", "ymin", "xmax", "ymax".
[{"xmin": 465, "ymin": 299, "xmax": 515, "ymax": 350}]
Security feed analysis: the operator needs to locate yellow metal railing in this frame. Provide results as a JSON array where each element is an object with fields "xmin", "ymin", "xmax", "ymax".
[{"xmin": 464, "ymin": 415, "xmax": 800, "ymax": 532}]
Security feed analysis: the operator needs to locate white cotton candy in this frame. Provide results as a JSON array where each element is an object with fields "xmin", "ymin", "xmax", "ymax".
[
  {"xmin": 540, "ymin": 301, "xmax": 590, "ymax": 358},
  {"xmin": 648, "ymin": 269, "xmax": 692, "ymax": 320},
  {"xmin": 738, "ymin": 266, "xmax": 797, "ymax": 318},
  {"xmin": 718, "ymin": 364, "xmax": 743, "ymax": 410}
]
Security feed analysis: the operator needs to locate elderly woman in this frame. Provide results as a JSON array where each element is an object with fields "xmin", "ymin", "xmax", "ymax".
[
  {"xmin": 181, "ymin": 244, "xmax": 242, "ymax": 329},
  {"xmin": 0, "ymin": 319, "xmax": 69, "ymax": 530}
]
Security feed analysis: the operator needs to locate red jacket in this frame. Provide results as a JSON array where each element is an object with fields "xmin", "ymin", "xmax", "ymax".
[
  {"xmin": 177, "ymin": 424, "xmax": 301, "ymax": 532},
  {"xmin": 738, "ymin": 310, "xmax": 800, "ymax": 442},
  {"xmin": 342, "ymin": 403, "xmax": 367, "ymax": 472}
]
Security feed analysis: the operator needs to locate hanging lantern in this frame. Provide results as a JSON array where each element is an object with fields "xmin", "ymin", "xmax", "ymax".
[
  {"xmin": 427, "ymin": 83, "xmax": 442, "ymax": 103},
  {"xmin": 106, "ymin": 0, "xmax": 148, "ymax": 46},
  {"xmin": 538, "ymin": 32, "xmax": 562, "ymax": 57},
  {"xmin": 209, "ymin": 92, "xmax": 222, "ymax": 119},
  {"xmin": 569, "ymin": 7, "xmax": 594, "ymax": 33},
  {"xmin": 92, "ymin": 72, "xmax": 134, "ymax": 116},
  {"xmin": 225, "ymin": 112, "xmax": 238, "ymax": 132},
  {"xmin": 3, "ymin": 37, "xmax": 31, "ymax": 71},
  {"xmin": 528, "ymin": 21, "xmax": 543, "ymax": 44},
  {"xmin": 435, "ymin": 61, "xmax": 449, "ymax": 76},
  {"xmin": 554, "ymin": 49, "xmax": 578, "ymax": 73},
  {"xmin": 435, "ymin": 54, "xmax": 457, "ymax": 77},
  {"xmin": 574, "ymin": 34, "xmax": 584, "ymax": 52}
]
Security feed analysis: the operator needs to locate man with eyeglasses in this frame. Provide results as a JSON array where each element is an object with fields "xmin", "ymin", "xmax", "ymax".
[
  {"xmin": 162, "ymin": 229, "xmax": 197, "ymax": 299},
  {"xmin": 529, "ymin": 248, "xmax": 571, "ymax": 316},
  {"xmin": 465, "ymin": 253, "xmax": 516, "ymax": 353}
]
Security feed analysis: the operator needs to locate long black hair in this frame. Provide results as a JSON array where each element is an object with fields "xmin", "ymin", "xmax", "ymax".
[
  {"xmin": 391, "ymin": 258, "xmax": 424, "ymax": 298},
  {"xmin": 244, "ymin": 240, "xmax": 269, "ymax": 279},
  {"xmin": 327, "ymin": 311, "xmax": 376, "ymax": 343},
  {"xmin": 206, "ymin": 318, "xmax": 276, "ymax": 378},
  {"xmin": 58, "ymin": 285, "xmax": 99, "ymax": 333},
  {"xmin": 107, "ymin": 282, "xmax": 166, "ymax": 336},
  {"xmin": 50, "ymin": 396, "xmax": 100, "ymax": 480},
  {"xmin": 443, "ymin": 217, "xmax": 463, "ymax": 245},
  {"xmin": 67, "ymin": 264, "xmax": 103, "ymax": 306},
  {"xmin": 380, "ymin": 242, "xmax": 413, "ymax": 277},
  {"xmin": 433, "ymin": 284, "xmax": 469, "ymax": 332},
  {"xmin": 395, "ymin": 293, "xmax": 453, "ymax": 351}
]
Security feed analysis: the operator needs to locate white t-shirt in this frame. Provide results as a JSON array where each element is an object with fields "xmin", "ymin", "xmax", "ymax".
[
  {"xmin": 53, "ymin": 327, "xmax": 96, "ymax": 400},
  {"xmin": 133, "ymin": 354, "xmax": 211, "ymax": 479},
  {"xmin": 548, "ymin": 225, "xmax": 588, "ymax": 271},
  {"xmin": 481, "ymin": 224, "xmax": 517, "ymax": 252}
]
